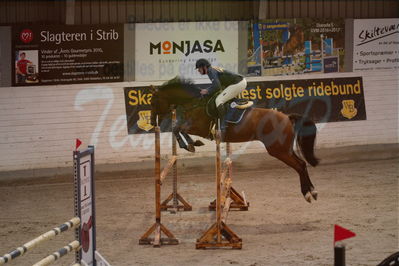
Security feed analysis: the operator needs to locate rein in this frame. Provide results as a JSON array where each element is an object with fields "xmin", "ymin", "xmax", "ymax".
[{"xmin": 175, "ymin": 97, "xmax": 207, "ymax": 114}]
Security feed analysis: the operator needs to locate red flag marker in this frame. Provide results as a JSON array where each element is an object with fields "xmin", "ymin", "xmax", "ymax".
[
  {"xmin": 75, "ymin": 138, "xmax": 82, "ymax": 150},
  {"xmin": 334, "ymin": 224, "xmax": 356, "ymax": 243}
]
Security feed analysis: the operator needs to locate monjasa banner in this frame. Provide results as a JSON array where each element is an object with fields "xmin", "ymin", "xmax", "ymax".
[
  {"xmin": 124, "ymin": 76, "xmax": 366, "ymax": 134},
  {"xmin": 135, "ymin": 21, "xmax": 239, "ymax": 81},
  {"xmin": 12, "ymin": 25, "xmax": 124, "ymax": 86}
]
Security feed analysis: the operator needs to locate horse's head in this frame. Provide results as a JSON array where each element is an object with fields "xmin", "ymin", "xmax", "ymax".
[{"xmin": 150, "ymin": 76, "xmax": 202, "ymax": 126}]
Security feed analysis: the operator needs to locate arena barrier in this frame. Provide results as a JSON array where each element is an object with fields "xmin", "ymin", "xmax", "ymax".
[
  {"xmin": 0, "ymin": 146, "xmax": 109, "ymax": 266},
  {"xmin": 196, "ymin": 127, "xmax": 246, "ymax": 249}
]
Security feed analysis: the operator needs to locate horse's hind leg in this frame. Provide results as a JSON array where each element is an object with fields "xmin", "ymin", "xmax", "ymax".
[
  {"xmin": 267, "ymin": 148, "xmax": 317, "ymax": 203},
  {"xmin": 292, "ymin": 152, "xmax": 318, "ymax": 200}
]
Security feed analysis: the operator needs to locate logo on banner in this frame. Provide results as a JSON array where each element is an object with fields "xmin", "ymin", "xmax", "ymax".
[
  {"xmin": 81, "ymin": 216, "xmax": 93, "ymax": 252},
  {"xmin": 323, "ymin": 57, "xmax": 339, "ymax": 73},
  {"xmin": 137, "ymin": 110, "xmax": 154, "ymax": 131},
  {"xmin": 357, "ymin": 22, "xmax": 399, "ymax": 46},
  {"xmin": 340, "ymin": 100, "xmax": 358, "ymax": 119},
  {"xmin": 20, "ymin": 29, "xmax": 33, "ymax": 44},
  {"xmin": 149, "ymin": 40, "xmax": 225, "ymax": 56}
]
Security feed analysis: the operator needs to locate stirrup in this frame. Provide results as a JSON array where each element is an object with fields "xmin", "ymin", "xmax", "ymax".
[
  {"xmin": 211, "ymin": 123, "xmax": 216, "ymax": 138},
  {"xmin": 230, "ymin": 101, "xmax": 253, "ymax": 109}
]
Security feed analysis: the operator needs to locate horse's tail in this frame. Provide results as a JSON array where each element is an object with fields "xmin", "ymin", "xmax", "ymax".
[{"xmin": 289, "ymin": 114, "xmax": 320, "ymax": 167}]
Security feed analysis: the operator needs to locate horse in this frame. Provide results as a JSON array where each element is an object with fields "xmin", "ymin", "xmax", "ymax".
[
  {"xmin": 283, "ymin": 26, "xmax": 305, "ymax": 56},
  {"xmin": 150, "ymin": 77, "xmax": 319, "ymax": 203}
]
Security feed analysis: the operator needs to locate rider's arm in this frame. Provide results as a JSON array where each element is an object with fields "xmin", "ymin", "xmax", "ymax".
[{"xmin": 206, "ymin": 67, "xmax": 222, "ymax": 95}]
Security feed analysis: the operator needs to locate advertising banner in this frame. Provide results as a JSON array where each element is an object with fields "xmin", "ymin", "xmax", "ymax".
[
  {"xmin": 12, "ymin": 25, "xmax": 124, "ymax": 86},
  {"xmin": 242, "ymin": 77, "xmax": 366, "ymax": 123},
  {"xmin": 124, "ymin": 85, "xmax": 156, "ymax": 134},
  {"xmin": 135, "ymin": 21, "xmax": 239, "ymax": 81},
  {"xmin": 124, "ymin": 76, "xmax": 366, "ymax": 134},
  {"xmin": 247, "ymin": 18, "xmax": 345, "ymax": 76},
  {"xmin": 353, "ymin": 18, "xmax": 399, "ymax": 71},
  {"xmin": 123, "ymin": 83, "xmax": 208, "ymax": 134}
]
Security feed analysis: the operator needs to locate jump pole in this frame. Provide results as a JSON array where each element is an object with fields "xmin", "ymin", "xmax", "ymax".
[{"xmin": 0, "ymin": 218, "xmax": 81, "ymax": 265}]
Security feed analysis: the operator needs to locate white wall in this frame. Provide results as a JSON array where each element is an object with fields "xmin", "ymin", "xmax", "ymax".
[{"xmin": 0, "ymin": 70, "xmax": 397, "ymax": 172}]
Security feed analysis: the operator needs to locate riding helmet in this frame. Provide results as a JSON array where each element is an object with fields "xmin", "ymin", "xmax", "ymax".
[{"xmin": 195, "ymin": 58, "xmax": 211, "ymax": 69}]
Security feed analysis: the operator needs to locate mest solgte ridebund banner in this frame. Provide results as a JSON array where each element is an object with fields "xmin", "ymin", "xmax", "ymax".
[{"xmin": 124, "ymin": 76, "xmax": 366, "ymax": 134}]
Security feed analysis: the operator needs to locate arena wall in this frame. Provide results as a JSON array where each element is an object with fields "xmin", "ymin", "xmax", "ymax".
[{"xmin": 0, "ymin": 70, "xmax": 397, "ymax": 172}]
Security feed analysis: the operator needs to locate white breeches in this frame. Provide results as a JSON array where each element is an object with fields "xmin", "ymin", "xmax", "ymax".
[{"xmin": 215, "ymin": 78, "xmax": 247, "ymax": 107}]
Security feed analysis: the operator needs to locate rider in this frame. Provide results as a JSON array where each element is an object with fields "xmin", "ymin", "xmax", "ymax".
[{"xmin": 195, "ymin": 58, "xmax": 247, "ymax": 134}]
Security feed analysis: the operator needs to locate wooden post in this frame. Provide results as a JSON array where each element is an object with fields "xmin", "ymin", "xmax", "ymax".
[
  {"xmin": 139, "ymin": 126, "xmax": 178, "ymax": 247},
  {"xmin": 216, "ymin": 130, "xmax": 222, "ymax": 243},
  {"xmin": 172, "ymin": 109, "xmax": 178, "ymax": 210},
  {"xmin": 208, "ymin": 142, "xmax": 249, "ymax": 211},
  {"xmin": 160, "ymin": 109, "xmax": 192, "ymax": 212},
  {"xmin": 195, "ymin": 124, "xmax": 242, "ymax": 249}
]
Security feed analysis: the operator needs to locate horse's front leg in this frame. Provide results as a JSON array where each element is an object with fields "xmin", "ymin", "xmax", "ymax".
[
  {"xmin": 179, "ymin": 119, "xmax": 208, "ymax": 152},
  {"xmin": 180, "ymin": 132, "xmax": 205, "ymax": 148},
  {"xmin": 173, "ymin": 124, "xmax": 195, "ymax": 153}
]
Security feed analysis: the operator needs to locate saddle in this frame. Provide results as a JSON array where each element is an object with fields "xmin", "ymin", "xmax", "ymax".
[
  {"xmin": 206, "ymin": 93, "xmax": 253, "ymax": 124},
  {"xmin": 206, "ymin": 93, "xmax": 253, "ymax": 139}
]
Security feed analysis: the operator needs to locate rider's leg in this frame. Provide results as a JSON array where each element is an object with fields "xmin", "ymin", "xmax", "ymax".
[
  {"xmin": 214, "ymin": 78, "xmax": 247, "ymax": 107},
  {"xmin": 214, "ymin": 78, "xmax": 247, "ymax": 134}
]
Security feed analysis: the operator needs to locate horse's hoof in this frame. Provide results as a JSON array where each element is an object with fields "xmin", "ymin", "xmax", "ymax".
[
  {"xmin": 304, "ymin": 192, "xmax": 312, "ymax": 203},
  {"xmin": 187, "ymin": 144, "xmax": 195, "ymax": 153},
  {"xmin": 311, "ymin": 190, "xmax": 318, "ymax": 200},
  {"xmin": 194, "ymin": 140, "xmax": 205, "ymax": 146}
]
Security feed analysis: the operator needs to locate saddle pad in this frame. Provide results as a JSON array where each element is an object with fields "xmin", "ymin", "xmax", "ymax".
[{"xmin": 225, "ymin": 105, "xmax": 248, "ymax": 124}]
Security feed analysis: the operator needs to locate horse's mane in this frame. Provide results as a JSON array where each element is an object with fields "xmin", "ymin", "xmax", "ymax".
[
  {"xmin": 159, "ymin": 76, "xmax": 201, "ymax": 100},
  {"xmin": 160, "ymin": 76, "xmax": 195, "ymax": 90}
]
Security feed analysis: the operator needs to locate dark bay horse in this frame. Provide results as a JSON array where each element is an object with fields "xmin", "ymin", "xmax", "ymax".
[{"xmin": 150, "ymin": 77, "xmax": 319, "ymax": 202}]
